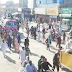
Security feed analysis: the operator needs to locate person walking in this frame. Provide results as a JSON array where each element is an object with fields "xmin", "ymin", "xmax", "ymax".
[
  {"xmin": 14, "ymin": 37, "xmax": 19, "ymax": 53},
  {"xmin": 9, "ymin": 30, "xmax": 12, "ymax": 38},
  {"xmin": 63, "ymin": 32, "xmax": 66, "ymax": 44},
  {"xmin": 27, "ymin": 28, "xmax": 30, "ymax": 37},
  {"xmin": 1, "ymin": 40, "xmax": 7, "ymax": 57},
  {"xmin": 19, "ymin": 47, "xmax": 26, "ymax": 64},
  {"xmin": 17, "ymin": 34, "xmax": 21, "ymax": 44},
  {"xmin": 38, "ymin": 56, "xmax": 45, "ymax": 72},
  {"xmin": 53, "ymin": 50, "xmax": 60, "ymax": 72},
  {"xmin": 56, "ymin": 34, "xmax": 61, "ymax": 48},
  {"xmin": 33, "ymin": 28, "xmax": 36, "ymax": 40},
  {"xmin": 25, "ymin": 60, "xmax": 37, "ymax": 72},
  {"xmin": 42, "ymin": 28, "xmax": 45, "ymax": 41},
  {"xmin": 46, "ymin": 36, "xmax": 51, "ymax": 50},
  {"xmin": 4, "ymin": 32, "xmax": 9, "ymax": 41},
  {"xmin": 7, "ymin": 35, "xmax": 12, "ymax": 50}
]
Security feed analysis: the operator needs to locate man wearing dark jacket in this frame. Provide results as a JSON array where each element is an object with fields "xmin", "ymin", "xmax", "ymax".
[{"xmin": 53, "ymin": 50, "xmax": 60, "ymax": 72}]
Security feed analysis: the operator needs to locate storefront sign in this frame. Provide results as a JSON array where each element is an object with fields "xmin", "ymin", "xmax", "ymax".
[
  {"xmin": 61, "ymin": 8, "xmax": 71, "ymax": 14},
  {"xmin": 35, "ymin": 8, "xmax": 46, "ymax": 15},
  {"xmin": 47, "ymin": 8, "xmax": 59, "ymax": 16}
]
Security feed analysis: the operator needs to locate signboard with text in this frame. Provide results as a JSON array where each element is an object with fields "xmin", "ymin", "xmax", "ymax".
[
  {"xmin": 46, "ymin": 8, "xmax": 59, "ymax": 16},
  {"xmin": 61, "ymin": 8, "xmax": 72, "ymax": 14}
]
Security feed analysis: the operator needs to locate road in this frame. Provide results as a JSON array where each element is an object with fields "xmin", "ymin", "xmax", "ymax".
[{"xmin": 0, "ymin": 24, "xmax": 69, "ymax": 72}]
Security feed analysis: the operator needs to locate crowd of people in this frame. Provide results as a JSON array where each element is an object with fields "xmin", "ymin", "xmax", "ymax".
[
  {"xmin": 38, "ymin": 49, "xmax": 60, "ymax": 72},
  {"xmin": 24, "ymin": 21, "xmax": 67, "ymax": 51},
  {"xmin": 1, "ymin": 17, "xmax": 71, "ymax": 72},
  {"xmin": 0, "ymin": 28, "xmax": 20, "ymax": 57}
]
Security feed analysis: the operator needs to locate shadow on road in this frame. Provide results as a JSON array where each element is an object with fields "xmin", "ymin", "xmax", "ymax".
[
  {"xmin": 10, "ymin": 49, "xmax": 19, "ymax": 54},
  {"xmin": 61, "ymin": 67, "xmax": 72, "ymax": 72},
  {"xmin": 5, "ymin": 55, "xmax": 16, "ymax": 64},
  {"xmin": 6, "ymin": 51, "xmax": 11, "ymax": 54},
  {"xmin": 49, "ymin": 49, "xmax": 56, "ymax": 54},
  {"xmin": 30, "ymin": 52, "xmax": 39, "ymax": 57}
]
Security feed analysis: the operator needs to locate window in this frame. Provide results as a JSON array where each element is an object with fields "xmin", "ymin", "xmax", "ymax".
[{"xmin": 6, "ymin": 21, "xmax": 18, "ymax": 28}]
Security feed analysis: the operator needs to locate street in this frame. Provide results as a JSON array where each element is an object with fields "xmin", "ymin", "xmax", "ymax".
[{"xmin": 0, "ymin": 25, "xmax": 69, "ymax": 72}]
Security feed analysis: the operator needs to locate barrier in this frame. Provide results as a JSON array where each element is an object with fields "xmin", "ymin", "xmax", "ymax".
[{"xmin": 60, "ymin": 51, "xmax": 72, "ymax": 69}]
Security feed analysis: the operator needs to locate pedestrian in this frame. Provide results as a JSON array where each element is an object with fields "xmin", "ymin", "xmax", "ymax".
[
  {"xmin": 26, "ymin": 37, "xmax": 29, "ymax": 46},
  {"xmin": 33, "ymin": 28, "xmax": 36, "ymax": 40},
  {"xmin": 53, "ymin": 50, "xmax": 60, "ymax": 72},
  {"xmin": 30, "ymin": 26, "xmax": 34, "ymax": 37},
  {"xmin": 42, "ymin": 28, "xmax": 45, "ymax": 43},
  {"xmin": 21, "ymin": 19, "xmax": 24, "ymax": 31},
  {"xmin": 7, "ymin": 35, "xmax": 12, "ymax": 50},
  {"xmin": 9, "ymin": 30, "xmax": 12, "ymax": 38},
  {"xmin": 45, "ymin": 36, "xmax": 51, "ymax": 50},
  {"xmin": 38, "ymin": 56, "xmax": 45, "ymax": 72},
  {"xmin": 27, "ymin": 28, "xmax": 30, "ymax": 37},
  {"xmin": 56, "ymin": 34, "xmax": 61, "ymax": 48},
  {"xmin": 17, "ymin": 34, "xmax": 21, "ymax": 44},
  {"xmin": 23, "ymin": 56, "xmax": 30, "ymax": 67},
  {"xmin": 4, "ymin": 32, "xmax": 9, "ymax": 41},
  {"xmin": 42, "ymin": 58, "xmax": 52, "ymax": 71},
  {"xmin": 14, "ymin": 37, "xmax": 19, "ymax": 53},
  {"xmin": 63, "ymin": 32, "xmax": 66, "ymax": 43},
  {"xmin": 1, "ymin": 40, "xmax": 7, "ymax": 57},
  {"xmin": 19, "ymin": 47, "xmax": 26, "ymax": 64},
  {"xmin": 25, "ymin": 60, "xmax": 37, "ymax": 72}
]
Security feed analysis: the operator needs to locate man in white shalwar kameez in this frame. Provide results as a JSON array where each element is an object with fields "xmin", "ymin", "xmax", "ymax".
[
  {"xmin": 20, "ymin": 47, "xmax": 26, "ymax": 64},
  {"xmin": 1, "ymin": 40, "xmax": 7, "ymax": 57}
]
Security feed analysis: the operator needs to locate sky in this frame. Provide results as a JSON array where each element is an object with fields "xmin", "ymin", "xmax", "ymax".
[{"xmin": 0, "ymin": 0, "xmax": 19, "ymax": 4}]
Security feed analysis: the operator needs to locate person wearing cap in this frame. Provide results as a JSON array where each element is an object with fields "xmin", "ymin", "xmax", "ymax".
[
  {"xmin": 38, "ymin": 55, "xmax": 45, "ymax": 72},
  {"xmin": 25, "ymin": 60, "xmax": 37, "ymax": 72}
]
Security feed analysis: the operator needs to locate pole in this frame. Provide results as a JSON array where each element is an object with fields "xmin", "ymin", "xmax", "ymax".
[{"xmin": 60, "ymin": 8, "xmax": 62, "ymax": 27}]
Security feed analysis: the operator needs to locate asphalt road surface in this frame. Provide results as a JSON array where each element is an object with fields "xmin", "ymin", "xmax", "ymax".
[{"xmin": 0, "ymin": 24, "xmax": 70, "ymax": 72}]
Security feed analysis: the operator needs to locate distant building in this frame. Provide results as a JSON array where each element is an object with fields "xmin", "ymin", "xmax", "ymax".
[
  {"xmin": 60, "ymin": 0, "xmax": 72, "ymax": 8},
  {"xmin": 19, "ymin": 0, "xmax": 28, "ymax": 8},
  {"xmin": 28, "ymin": 0, "xmax": 36, "ymax": 9}
]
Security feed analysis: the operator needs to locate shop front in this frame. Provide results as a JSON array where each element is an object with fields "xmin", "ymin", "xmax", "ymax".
[
  {"xmin": 35, "ymin": 8, "xmax": 49, "ymax": 23},
  {"xmin": 46, "ymin": 8, "xmax": 59, "ymax": 22},
  {"xmin": 59, "ymin": 8, "xmax": 72, "ymax": 31}
]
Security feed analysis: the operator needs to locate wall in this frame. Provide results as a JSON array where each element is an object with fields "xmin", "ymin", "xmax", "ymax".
[
  {"xmin": 35, "ymin": 8, "xmax": 46, "ymax": 15},
  {"xmin": 28, "ymin": 0, "xmax": 36, "ymax": 8}
]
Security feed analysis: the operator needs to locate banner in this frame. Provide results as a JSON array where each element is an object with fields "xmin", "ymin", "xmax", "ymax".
[{"xmin": 47, "ymin": 8, "xmax": 59, "ymax": 16}]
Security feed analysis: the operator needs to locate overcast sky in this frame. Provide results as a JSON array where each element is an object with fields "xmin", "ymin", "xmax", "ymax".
[{"xmin": 0, "ymin": 0, "xmax": 19, "ymax": 4}]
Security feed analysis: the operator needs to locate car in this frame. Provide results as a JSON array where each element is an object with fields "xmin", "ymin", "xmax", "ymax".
[{"xmin": 2, "ymin": 19, "xmax": 18, "ymax": 31}]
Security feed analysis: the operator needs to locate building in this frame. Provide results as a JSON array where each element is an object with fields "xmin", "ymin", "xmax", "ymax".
[
  {"xmin": 36, "ymin": 0, "xmax": 64, "ymax": 4},
  {"xmin": 60, "ymin": 0, "xmax": 72, "ymax": 8},
  {"xmin": 28, "ymin": 0, "xmax": 36, "ymax": 9},
  {"xmin": 19, "ymin": 0, "xmax": 28, "ymax": 8},
  {"xmin": 34, "ymin": 0, "xmax": 64, "ymax": 23}
]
